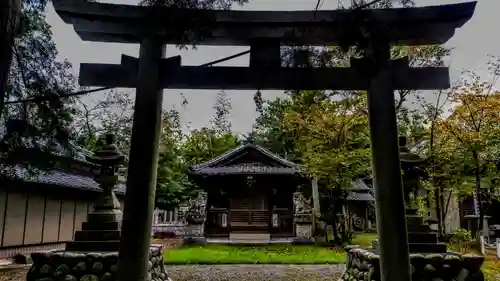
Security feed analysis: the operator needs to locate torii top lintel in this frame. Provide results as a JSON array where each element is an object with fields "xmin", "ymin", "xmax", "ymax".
[{"xmin": 52, "ymin": 1, "xmax": 476, "ymax": 46}]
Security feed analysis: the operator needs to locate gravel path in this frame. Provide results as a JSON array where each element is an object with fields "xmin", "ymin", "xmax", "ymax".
[
  {"xmin": 167, "ymin": 264, "xmax": 345, "ymax": 281},
  {"xmin": 0, "ymin": 264, "xmax": 345, "ymax": 281}
]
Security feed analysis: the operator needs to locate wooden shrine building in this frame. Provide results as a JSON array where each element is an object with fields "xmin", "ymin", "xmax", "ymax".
[{"xmin": 188, "ymin": 142, "xmax": 308, "ymax": 239}]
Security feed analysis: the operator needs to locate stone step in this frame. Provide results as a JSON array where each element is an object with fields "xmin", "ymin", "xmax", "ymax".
[
  {"xmin": 408, "ymin": 242, "xmax": 447, "ymax": 253},
  {"xmin": 66, "ymin": 241, "xmax": 121, "ymax": 251},
  {"xmin": 406, "ymin": 215, "xmax": 424, "ymax": 226},
  {"xmin": 82, "ymin": 221, "xmax": 121, "ymax": 231},
  {"xmin": 74, "ymin": 230, "xmax": 121, "ymax": 241},
  {"xmin": 407, "ymin": 224, "xmax": 433, "ymax": 233},
  {"xmin": 230, "ymin": 233, "xmax": 270, "ymax": 241},
  {"xmin": 87, "ymin": 213, "xmax": 123, "ymax": 224},
  {"xmin": 408, "ymin": 232, "xmax": 438, "ymax": 243}
]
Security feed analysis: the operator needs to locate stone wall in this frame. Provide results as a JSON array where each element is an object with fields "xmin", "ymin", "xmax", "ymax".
[
  {"xmin": 152, "ymin": 224, "xmax": 188, "ymax": 236},
  {"xmin": 340, "ymin": 246, "xmax": 485, "ymax": 281},
  {"xmin": 27, "ymin": 245, "xmax": 171, "ymax": 281}
]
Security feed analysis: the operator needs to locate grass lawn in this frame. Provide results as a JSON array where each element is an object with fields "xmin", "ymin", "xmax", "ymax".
[
  {"xmin": 163, "ymin": 244, "xmax": 345, "ymax": 264},
  {"xmin": 161, "ymin": 233, "xmax": 499, "ymax": 280}
]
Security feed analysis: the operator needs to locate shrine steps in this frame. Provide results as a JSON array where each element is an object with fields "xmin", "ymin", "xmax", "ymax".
[
  {"xmin": 230, "ymin": 232, "xmax": 270, "ymax": 242},
  {"xmin": 206, "ymin": 234, "xmax": 294, "ymax": 245}
]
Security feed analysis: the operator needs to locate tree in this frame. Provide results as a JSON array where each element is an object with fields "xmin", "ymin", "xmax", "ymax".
[
  {"xmin": 155, "ymin": 109, "xmax": 195, "ymax": 209},
  {"xmin": 210, "ymin": 91, "xmax": 232, "ymax": 134},
  {"xmin": 1, "ymin": 0, "xmax": 79, "ymax": 170},
  {"xmin": 0, "ymin": 0, "xmax": 21, "ymax": 115},
  {"xmin": 279, "ymin": 90, "xmax": 371, "ymax": 242},
  {"xmin": 72, "ymin": 90, "xmax": 134, "ymax": 152},
  {"xmin": 437, "ymin": 56, "xmax": 500, "ymax": 235},
  {"xmin": 155, "ymin": 91, "xmax": 239, "ymax": 208},
  {"xmin": 252, "ymin": 93, "xmax": 300, "ymax": 160}
]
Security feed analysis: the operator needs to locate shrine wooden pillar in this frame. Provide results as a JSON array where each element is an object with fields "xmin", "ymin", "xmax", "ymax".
[
  {"xmin": 117, "ymin": 37, "xmax": 165, "ymax": 281},
  {"xmin": 366, "ymin": 39, "xmax": 411, "ymax": 281}
]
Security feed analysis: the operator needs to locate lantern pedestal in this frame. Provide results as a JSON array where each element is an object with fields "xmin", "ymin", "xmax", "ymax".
[
  {"xmin": 404, "ymin": 207, "xmax": 447, "ymax": 253},
  {"xmin": 66, "ymin": 188, "xmax": 123, "ymax": 251},
  {"xmin": 293, "ymin": 214, "xmax": 315, "ymax": 244},
  {"xmin": 183, "ymin": 212, "xmax": 207, "ymax": 245}
]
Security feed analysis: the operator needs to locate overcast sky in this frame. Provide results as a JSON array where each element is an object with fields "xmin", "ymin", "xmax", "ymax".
[{"xmin": 46, "ymin": 0, "xmax": 497, "ymax": 134}]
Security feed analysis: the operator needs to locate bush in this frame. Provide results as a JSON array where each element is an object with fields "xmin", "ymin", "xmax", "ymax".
[{"xmin": 448, "ymin": 228, "xmax": 473, "ymax": 252}]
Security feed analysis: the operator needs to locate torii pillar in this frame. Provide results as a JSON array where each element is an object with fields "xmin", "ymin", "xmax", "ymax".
[
  {"xmin": 117, "ymin": 38, "xmax": 165, "ymax": 281},
  {"xmin": 365, "ymin": 37, "xmax": 411, "ymax": 281}
]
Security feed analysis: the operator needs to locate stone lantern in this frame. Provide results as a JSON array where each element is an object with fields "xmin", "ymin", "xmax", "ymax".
[
  {"xmin": 66, "ymin": 133, "xmax": 125, "ymax": 251},
  {"xmin": 341, "ymin": 136, "xmax": 485, "ymax": 281},
  {"xmin": 398, "ymin": 136, "xmax": 448, "ymax": 253},
  {"xmin": 28, "ymin": 133, "xmax": 172, "ymax": 281},
  {"xmin": 184, "ymin": 191, "xmax": 208, "ymax": 244},
  {"xmin": 398, "ymin": 136, "xmax": 427, "ymax": 213}
]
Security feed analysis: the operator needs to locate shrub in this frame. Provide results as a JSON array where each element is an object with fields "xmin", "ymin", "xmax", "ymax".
[{"xmin": 448, "ymin": 228, "xmax": 473, "ymax": 252}]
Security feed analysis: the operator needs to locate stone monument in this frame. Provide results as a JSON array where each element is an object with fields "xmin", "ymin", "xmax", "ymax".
[
  {"xmin": 293, "ymin": 191, "xmax": 314, "ymax": 244},
  {"xmin": 26, "ymin": 134, "xmax": 172, "ymax": 281},
  {"xmin": 340, "ymin": 136, "xmax": 485, "ymax": 281},
  {"xmin": 183, "ymin": 191, "xmax": 207, "ymax": 244}
]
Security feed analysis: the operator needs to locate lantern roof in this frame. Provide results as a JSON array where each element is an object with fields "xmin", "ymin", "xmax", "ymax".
[{"xmin": 399, "ymin": 136, "xmax": 426, "ymax": 164}]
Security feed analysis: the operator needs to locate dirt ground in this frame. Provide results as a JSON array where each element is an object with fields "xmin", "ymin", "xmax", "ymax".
[{"xmin": 0, "ymin": 264, "xmax": 345, "ymax": 281}]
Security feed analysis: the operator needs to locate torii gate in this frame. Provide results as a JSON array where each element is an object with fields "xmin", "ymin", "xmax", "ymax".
[{"xmin": 52, "ymin": 1, "xmax": 476, "ymax": 281}]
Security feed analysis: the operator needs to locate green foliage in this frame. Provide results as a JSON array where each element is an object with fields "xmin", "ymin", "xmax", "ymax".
[
  {"xmin": 252, "ymin": 95, "xmax": 299, "ymax": 161},
  {"xmin": 413, "ymin": 196, "xmax": 428, "ymax": 217},
  {"xmin": 73, "ymin": 90, "xmax": 134, "ymax": 153},
  {"xmin": 155, "ymin": 109, "xmax": 193, "ymax": 209},
  {"xmin": 182, "ymin": 128, "xmax": 239, "ymax": 166},
  {"xmin": 448, "ymin": 228, "xmax": 473, "ymax": 253},
  {"xmin": 1, "ymin": 0, "xmax": 78, "ymax": 169},
  {"xmin": 155, "ymin": 91, "xmax": 239, "ymax": 208},
  {"xmin": 450, "ymin": 228, "xmax": 473, "ymax": 243}
]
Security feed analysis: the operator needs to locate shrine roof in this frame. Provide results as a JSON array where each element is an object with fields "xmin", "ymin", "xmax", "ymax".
[
  {"xmin": 0, "ymin": 165, "xmax": 126, "ymax": 195},
  {"xmin": 52, "ymin": 1, "xmax": 476, "ymax": 46},
  {"xmin": 346, "ymin": 192, "xmax": 374, "ymax": 201},
  {"xmin": 189, "ymin": 143, "xmax": 301, "ymax": 176},
  {"xmin": 350, "ymin": 179, "xmax": 371, "ymax": 191},
  {"xmin": 0, "ymin": 119, "xmax": 126, "ymax": 195}
]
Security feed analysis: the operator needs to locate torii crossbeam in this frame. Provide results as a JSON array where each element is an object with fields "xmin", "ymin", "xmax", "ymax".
[{"xmin": 51, "ymin": 1, "xmax": 476, "ymax": 281}]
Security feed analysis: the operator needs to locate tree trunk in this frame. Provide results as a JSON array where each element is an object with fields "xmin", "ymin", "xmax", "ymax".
[
  {"xmin": 0, "ymin": 0, "xmax": 21, "ymax": 119},
  {"xmin": 429, "ymin": 117, "xmax": 444, "ymax": 238},
  {"xmin": 472, "ymin": 151, "xmax": 484, "ymax": 232},
  {"xmin": 330, "ymin": 212, "xmax": 339, "ymax": 243},
  {"xmin": 434, "ymin": 185, "xmax": 444, "ymax": 237}
]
